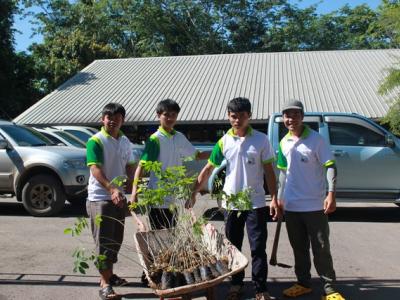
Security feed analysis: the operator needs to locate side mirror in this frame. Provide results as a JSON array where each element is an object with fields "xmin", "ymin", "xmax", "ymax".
[
  {"xmin": 385, "ymin": 135, "xmax": 395, "ymax": 148},
  {"xmin": 0, "ymin": 139, "xmax": 10, "ymax": 149}
]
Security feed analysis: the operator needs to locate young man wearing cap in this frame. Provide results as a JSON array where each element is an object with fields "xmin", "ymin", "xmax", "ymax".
[
  {"xmin": 188, "ymin": 97, "xmax": 281, "ymax": 300},
  {"xmin": 277, "ymin": 100, "xmax": 345, "ymax": 300}
]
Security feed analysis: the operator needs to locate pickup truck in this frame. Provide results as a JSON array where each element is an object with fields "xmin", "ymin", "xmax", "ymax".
[
  {"xmin": 208, "ymin": 112, "xmax": 400, "ymax": 206},
  {"xmin": 0, "ymin": 120, "xmax": 89, "ymax": 216}
]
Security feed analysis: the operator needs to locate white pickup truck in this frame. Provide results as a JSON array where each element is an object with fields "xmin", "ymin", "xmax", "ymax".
[
  {"xmin": 0, "ymin": 120, "xmax": 89, "ymax": 216},
  {"xmin": 208, "ymin": 113, "xmax": 400, "ymax": 206}
]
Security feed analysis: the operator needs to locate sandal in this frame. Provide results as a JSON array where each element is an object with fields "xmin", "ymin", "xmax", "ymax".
[
  {"xmin": 109, "ymin": 274, "xmax": 128, "ymax": 286},
  {"xmin": 321, "ymin": 292, "xmax": 345, "ymax": 300},
  {"xmin": 283, "ymin": 283, "xmax": 312, "ymax": 297},
  {"xmin": 227, "ymin": 285, "xmax": 243, "ymax": 300},
  {"xmin": 99, "ymin": 285, "xmax": 120, "ymax": 300}
]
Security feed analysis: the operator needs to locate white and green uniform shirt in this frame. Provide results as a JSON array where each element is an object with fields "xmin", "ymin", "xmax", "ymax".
[
  {"xmin": 140, "ymin": 127, "xmax": 197, "ymax": 208},
  {"xmin": 86, "ymin": 127, "xmax": 136, "ymax": 201},
  {"xmin": 209, "ymin": 127, "xmax": 275, "ymax": 210},
  {"xmin": 277, "ymin": 126, "xmax": 335, "ymax": 212}
]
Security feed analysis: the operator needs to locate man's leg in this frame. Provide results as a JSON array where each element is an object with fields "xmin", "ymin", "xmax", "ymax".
[
  {"xmin": 285, "ymin": 211, "xmax": 312, "ymax": 288},
  {"xmin": 87, "ymin": 201, "xmax": 116, "ymax": 288},
  {"xmin": 245, "ymin": 207, "xmax": 268, "ymax": 294},
  {"xmin": 225, "ymin": 210, "xmax": 247, "ymax": 286},
  {"xmin": 305, "ymin": 211, "xmax": 336, "ymax": 295}
]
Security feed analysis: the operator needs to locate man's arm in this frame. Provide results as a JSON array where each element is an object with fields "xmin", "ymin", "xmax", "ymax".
[
  {"xmin": 90, "ymin": 165, "xmax": 125, "ymax": 208},
  {"xmin": 277, "ymin": 169, "xmax": 286, "ymax": 202},
  {"xmin": 186, "ymin": 162, "xmax": 215, "ymax": 208},
  {"xmin": 130, "ymin": 164, "xmax": 143, "ymax": 203},
  {"xmin": 324, "ymin": 164, "xmax": 337, "ymax": 214},
  {"xmin": 125, "ymin": 163, "xmax": 136, "ymax": 194},
  {"xmin": 263, "ymin": 163, "xmax": 281, "ymax": 220}
]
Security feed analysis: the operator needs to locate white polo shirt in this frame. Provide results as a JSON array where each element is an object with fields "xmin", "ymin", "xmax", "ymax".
[
  {"xmin": 140, "ymin": 127, "xmax": 197, "ymax": 208},
  {"xmin": 277, "ymin": 126, "xmax": 335, "ymax": 212},
  {"xmin": 209, "ymin": 127, "xmax": 275, "ymax": 210},
  {"xmin": 86, "ymin": 127, "xmax": 137, "ymax": 201}
]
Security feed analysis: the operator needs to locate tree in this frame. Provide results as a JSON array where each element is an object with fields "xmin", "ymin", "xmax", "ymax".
[
  {"xmin": 0, "ymin": 0, "xmax": 40, "ymax": 119},
  {"xmin": 378, "ymin": 1, "xmax": 400, "ymax": 135}
]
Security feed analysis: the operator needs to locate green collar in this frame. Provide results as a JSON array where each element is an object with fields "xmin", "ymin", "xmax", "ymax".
[
  {"xmin": 287, "ymin": 125, "xmax": 310, "ymax": 139},
  {"xmin": 158, "ymin": 126, "xmax": 176, "ymax": 138},
  {"xmin": 101, "ymin": 127, "xmax": 124, "ymax": 138},
  {"xmin": 228, "ymin": 126, "xmax": 253, "ymax": 137}
]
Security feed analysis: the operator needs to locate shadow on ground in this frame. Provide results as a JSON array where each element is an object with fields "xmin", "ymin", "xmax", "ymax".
[{"xmin": 1, "ymin": 273, "xmax": 399, "ymax": 299}]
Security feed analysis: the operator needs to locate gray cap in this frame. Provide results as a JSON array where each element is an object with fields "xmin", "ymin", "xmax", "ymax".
[{"xmin": 282, "ymin": 100, "xmax": 304, "ymax": 112}]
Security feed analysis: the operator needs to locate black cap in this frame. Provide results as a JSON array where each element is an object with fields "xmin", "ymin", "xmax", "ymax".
[{"xmin": 282, "ymin": 100, "xmax": 304, "ymax": 113}]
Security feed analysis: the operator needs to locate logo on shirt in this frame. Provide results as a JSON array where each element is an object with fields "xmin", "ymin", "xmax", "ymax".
[{"xmin": 300, "ymin": 155, "xmax": 309, "ymax": 163}]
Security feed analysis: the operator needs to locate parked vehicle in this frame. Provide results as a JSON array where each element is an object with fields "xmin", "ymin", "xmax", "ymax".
[
  {"xmin": 0, "ymin": 120, "xmax": 89, "ymax": 216},
  {"xmin": 33, "ymin": 127, "xmax": 86, "ymax": 148},
  {"xmin": 209, "ymin": 113, "xmax": 400, "ymax": 206},
  {"xmin": 53, "ymin": 125, "xmax": 98, "ymax": 143}
]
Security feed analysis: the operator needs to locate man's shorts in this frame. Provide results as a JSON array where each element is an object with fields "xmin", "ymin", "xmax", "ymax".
[{"xmin": 86, "ymin": 200, "xmax": 126, "ymax": 270}]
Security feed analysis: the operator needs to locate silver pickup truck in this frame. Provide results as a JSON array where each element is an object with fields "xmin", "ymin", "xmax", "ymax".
[
  {"xmin": 0, "ymin": 120, "xmax": 89, "ymax": 216},
  {"xmin": 208, "ymin": 113, "xmax": 400, "ymax": 206}
]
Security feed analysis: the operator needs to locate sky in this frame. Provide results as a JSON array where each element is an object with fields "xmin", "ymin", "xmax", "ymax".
[{"xmin": 12, "ymin": 0, "xmax": 382, "ymax": 53}]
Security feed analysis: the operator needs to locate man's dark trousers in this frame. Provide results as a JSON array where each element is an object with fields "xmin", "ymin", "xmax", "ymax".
[{"xmin": 225, "ymin": 207, "xmax": 269, "ymax": 293}]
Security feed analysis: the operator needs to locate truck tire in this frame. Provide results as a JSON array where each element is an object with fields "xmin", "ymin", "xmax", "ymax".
[{"xmin": 22, "ymin": 174, "xmax": 66, "ymax": 217}]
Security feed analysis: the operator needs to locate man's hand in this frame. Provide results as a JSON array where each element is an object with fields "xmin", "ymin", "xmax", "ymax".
[
  {"xmin": 110, "ymin": 187, "xmax": 125, "ymax": 208},
  {"xmin": 269, "ymin": 197, "xmax": 282, "ymax": 221},
  {"xmin": 185, "ymin": 192, "xmax": 197, "ymax": 209},
  {"xmin": 324, "ymin": 192, "xmax": 336, "ymax": 214}
]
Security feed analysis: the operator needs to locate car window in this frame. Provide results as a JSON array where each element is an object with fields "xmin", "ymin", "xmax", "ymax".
[
  {"xmin": 64, "ymin": 130, "xmax": 92, "ymax": 142},
  {"xmin": 278, "ymin": 122, "xmax": 319, "ymax": 141},
  {"xmin": 86, "ymin": 128, "xmax": 98, "ymax": 134},
  {"xmin": 41, "ymin": 132, "xmax": 65, "ymax": 145},
  {"xmin": 54, "ymin": 131, "xmax": 86, "ymax": 148},
  {"xmin": 0, "ymin": 125, "xmax": 51, "ymax": 146},
  {"xmin": 328, "ymin": 122, "xmax": 385, "ymax": 147}
]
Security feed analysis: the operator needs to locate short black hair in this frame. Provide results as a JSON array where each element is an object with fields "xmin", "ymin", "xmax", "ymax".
[
  {"xmin": 156, "ymin": 99, "xmax": 181, "ymax": 114},
  {"xmin": 102, "ymin": 103, "xmax": 126, "ymax": 118},
  {"xmin": 227, "ymin": 97, "xmax": 251, "ymax": 114}
]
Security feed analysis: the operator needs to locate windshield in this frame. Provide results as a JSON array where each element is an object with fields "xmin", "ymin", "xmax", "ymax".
[
  {"xmin": 0, "ymin": 125, "xmax": 52, "ymax": 146},
  {"xmin": 54, "ymin": 131, "xmax": 86, "ymax": 148},
  {"xmin": 64, "ymin": 129, "xmax": 92, "ymax": 143},
  {"xmin": 40, "ymin": 131, "xmax": 66, "ymax": 146}
]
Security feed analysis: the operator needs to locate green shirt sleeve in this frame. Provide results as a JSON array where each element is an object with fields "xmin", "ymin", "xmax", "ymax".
[
  {"xmin": 208, "ymin": 138, "xmax": 224, "ymax": 167},
  {"xmin": 86, "ymin": 137, "xmax": 103, "ymax": 166},
  {"xmin": 140, "ymin": 135, "xmax": 160, "ymax": 163},
  {"xmin": 276, "ymin": 142, "xmax": 287, "ymax": 170}
]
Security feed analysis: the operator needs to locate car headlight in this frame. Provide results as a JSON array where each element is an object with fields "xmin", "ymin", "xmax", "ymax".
[{"xmin": 63, "ymin": 158, "xmax": 87, "ymax": 169}]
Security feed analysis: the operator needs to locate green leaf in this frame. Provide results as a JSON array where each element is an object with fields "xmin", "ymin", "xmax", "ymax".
[
  {"xmin": 95, "ymin": 214, "xmax": 102, "ymax": 227},
  {"xmin": 64, "ymin": 228, "xmax": 72, "ymax": 235}
]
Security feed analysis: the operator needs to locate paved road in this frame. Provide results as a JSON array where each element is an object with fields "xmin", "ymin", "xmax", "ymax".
[{"xmin": 0, "ymin": 196, "xmax": 399, "ymax": 300}]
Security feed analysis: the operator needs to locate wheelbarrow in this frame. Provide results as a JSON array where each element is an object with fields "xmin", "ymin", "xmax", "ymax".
[{"xmin": 133, "ymin": 222, "xmax": 248, "ymax": 300}]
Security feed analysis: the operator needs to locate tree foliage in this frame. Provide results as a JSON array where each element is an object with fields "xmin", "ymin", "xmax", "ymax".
[
  {"xmin": 3, "ymin": 0, "xmax": 399, "ymax": 117},
  {"xmin": 378, "ymin": 0, "xmax": 400, "ymax": 135},
  {"xmin": 0, "ymin": 0, "xmax": 41, "ymax": 119}
]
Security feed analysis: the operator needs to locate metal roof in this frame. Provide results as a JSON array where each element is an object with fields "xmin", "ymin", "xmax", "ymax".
[{"xmin": 14, "ymin": 49, "xmax": 400, "ymax": 126}]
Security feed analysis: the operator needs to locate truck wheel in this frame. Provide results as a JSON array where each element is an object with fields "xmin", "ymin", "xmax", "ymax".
[{"xmin": 22, "ymin": 175, "xmax": 66, "ymax": 217}]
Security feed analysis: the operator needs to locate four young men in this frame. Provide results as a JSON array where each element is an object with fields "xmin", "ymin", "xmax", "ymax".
[{"xmin": 86, "ymin": 99, "xmax": 344, "ymax": 300}]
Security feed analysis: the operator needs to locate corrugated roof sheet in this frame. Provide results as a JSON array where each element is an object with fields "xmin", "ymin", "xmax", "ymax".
[{"xmin": 14, "ymin": 49, "xmax": 400, "ymax": 125}]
